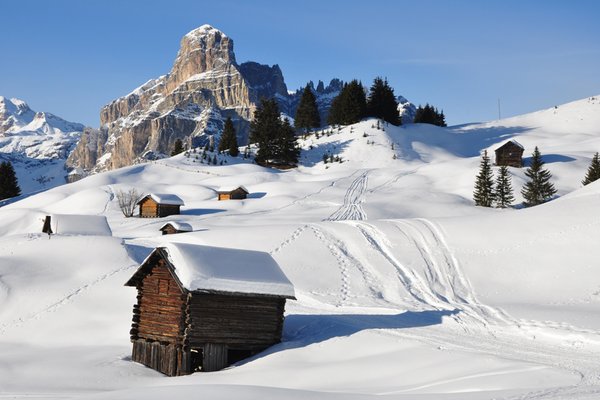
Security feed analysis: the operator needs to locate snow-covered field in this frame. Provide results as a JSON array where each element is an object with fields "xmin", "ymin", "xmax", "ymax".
[{"xmin": 1, "ymin": 96, "xmax": 600, "ymax": 399}]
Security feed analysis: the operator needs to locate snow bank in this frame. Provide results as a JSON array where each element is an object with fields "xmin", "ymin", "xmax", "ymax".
[{"xmin": 46, "ymin": 214, "xmax": 112, "ymax": 236}]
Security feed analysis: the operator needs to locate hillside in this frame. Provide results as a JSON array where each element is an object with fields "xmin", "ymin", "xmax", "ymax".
[{"xmin": 1, "ymin": 95, "xmax": 600, "ymax": 399}]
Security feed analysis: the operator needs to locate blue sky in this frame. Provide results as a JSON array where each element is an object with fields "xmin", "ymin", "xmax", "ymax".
[{"xmin": 1, "ymin": 0, "xmax": 599, "ymax": 127}]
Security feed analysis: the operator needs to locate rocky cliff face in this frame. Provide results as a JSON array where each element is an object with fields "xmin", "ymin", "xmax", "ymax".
[{"xmin": 68, "ymin": 25, "xmax": 292, "ymax": 172}]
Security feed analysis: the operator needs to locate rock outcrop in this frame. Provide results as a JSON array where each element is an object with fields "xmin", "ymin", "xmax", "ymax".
[
  {"xmin": 67, "ymin": 25, "xmax": 415, "ymax": 173},
  {"xmin": 68, "ymin": 25, "xmax": 290, "ymax": 172}
]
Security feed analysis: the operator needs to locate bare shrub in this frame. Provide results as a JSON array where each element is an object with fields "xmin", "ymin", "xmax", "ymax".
[{"xmin": 116, "ymin": 188, "xmax": 141, "ymax": 217}]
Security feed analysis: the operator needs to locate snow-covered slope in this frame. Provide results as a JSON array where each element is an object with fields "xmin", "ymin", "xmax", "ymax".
[
  {"xmin": 0, "ymin": 96, "xmax": 84, "ymax": 195},
  {"xmin": 1, "ymin": 95, "xmax": 600, "ymax": 399}
]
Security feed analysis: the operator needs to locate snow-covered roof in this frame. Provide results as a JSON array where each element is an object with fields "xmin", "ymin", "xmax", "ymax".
[
  {"xmin": 498, "ymin": 140, "xmax": 524, "ymax": 150},
  {"xmin": 44, "ymin": 214, "xmax": 112, "ymax": 236},
  {"xmin": 138, "ymin": 193, "xmax": 185, "ymax": 206},
  {"xmin": 216, "ymin": 185, "xmax": 249, "ymax": 194},
  {"xmin": 159, "ymin": 222, "xmax": 193, "ymax": 232},
  {"xmin": 129, "ymin": 243, "xmax": 295, "ymax": 299}
]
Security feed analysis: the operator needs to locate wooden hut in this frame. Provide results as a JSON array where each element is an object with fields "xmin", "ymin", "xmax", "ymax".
[
  {"xmin": 217, "ymin": 186, "xmax": 249, "ymax": 201},
  {"xmin": 495, "ymin": 140, "xmax": 524, "ymax": 167},
  {"xmin": 159, "ymin": 222, "xmax": 193, "ymax": 235},
  {"xmin": 137, "ymin": 193, "xmax": 184, "ymax": 218},
  {"xmin": 124, "ymin": 243, "xmax": 295, "ymax": 376}
]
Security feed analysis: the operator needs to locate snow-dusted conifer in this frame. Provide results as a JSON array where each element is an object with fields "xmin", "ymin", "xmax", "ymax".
[
  {"xmin": 473, "ymin": 150, "xmax": 495, "ymax": 207},
  {"xmin": 521, "ymin": 146, "xmax": 557, "ymax": 206},
  {"xmin": 494, "ymin": 165, "xmax": 514, "ymax": 208},
  {"xmin": 582, "ymin": 152, "xmax": 600, "ymax": 185}
]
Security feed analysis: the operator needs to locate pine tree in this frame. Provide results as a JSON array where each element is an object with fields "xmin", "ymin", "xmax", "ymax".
[
  {"xmin": 0, "ymin": 161, "xmax": 21, "ymax": 200},
  {"xmin": 366, "ymin": 77, "xmax": 401, "ymax": 125},
  {"xmin": 414, "ymin": 104, "xmax": 446, "ymax": 126},
  {"xmin": 521, "ymin": 146, "xmax": 557, "ymax": 206},
  {"xmin": 250, "ymin": 98, "xmax": 282, "ymax": 165},
  {"xmin": 473, "ymin": 150, "xmax": 495, "ymax": 207},
  {"xmin": 327, "ymin": 80, "xmax": 367, "ymax": 125},
  {"xmin": 218, "ymin": 117, "xmax": 239, "ymax": 156},
  {"xmin": 170, "ymin": 139, "xmax": 184, "ymax": 156},
  {"xmin": 250, "ymin": 99, "xmax": 299, "ymax": 167},
  {"xmin": 295, "ymin": 84, "xmax": 321, "ymax": 132},
  {"xmin": 582, "ymin": 152, "xmax": 600, "ymax": 185},
  {"xmin": 274, "ymin": 118, "xmax": 300, "ymax": 165},
  {"xmin": 494, "ymin": 165, "xmax": 514, "ymax": 208}
]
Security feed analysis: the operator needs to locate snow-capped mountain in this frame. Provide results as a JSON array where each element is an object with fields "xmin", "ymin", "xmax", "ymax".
[
  {"xmin": 66, "ymin": 25, "xmax": 414, "ymax": 175},
  {"xmin": 1, "ymin": 95, "xmax": 600, "ymax": 399},
  {"xmin": 397, "ymin": 95, "xmax": 417, "ymax": 123},
  {"xmin": 67, "ymin": 25, "xmax": 289, "ymax": 173},
  {"xmin": 0, "ymin": 96, "xmax": 84, "ymax": 194}
]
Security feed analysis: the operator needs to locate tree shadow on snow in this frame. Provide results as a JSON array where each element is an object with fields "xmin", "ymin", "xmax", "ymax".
[
  {"xmin": 181, "ymin": 208, "xmax": 225, "ymax": 216},
  {"xmin": 440, "ymin": 125, "xmax": 535, "ymax": 158},
  {"xmin": 300, "ymin": 139, "xmax": 354, "ymax": 167},
  {"xmin": 522, "ymin": 154, "xmax": 576, "ymax": 165},
  {"xmin": 247, "ymin": 192, "xmax": 267, "ymax": 199},
  {"xmin": 239, "ymin": 309, "xmax": 459, "ymax": 365}
]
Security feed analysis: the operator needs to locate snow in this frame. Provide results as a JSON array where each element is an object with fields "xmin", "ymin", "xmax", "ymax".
[
  {"xmin": 184, "ymin": 24, "xmax": 227, "ymax": 40},
  {"xmin": 1, "ymin": 95, "xmax": 600, "ymax": 399},
  {"xmin": 217, "ymin": 185, "xmax": 249, "ymax": 193},
  {"xmin": 45, "ymin": 214, "xmax": 112, "ymax": 236},
  {"xmin": 146, "ymin": 242, "xmax": 295, "ymax": 298},
  {"xmin": 160, "ymin": 221, "xmax": 193, "ymax": 232},
  {"xmin": 143, "ymin": 193, "xmax": 185, "ymax": 205}
]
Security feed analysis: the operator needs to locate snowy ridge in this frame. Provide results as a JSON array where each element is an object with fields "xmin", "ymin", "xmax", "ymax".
[
  {"xmin": 0, "ymin": 96, "xmax": 85, "ymax": 194},
  {"xmin": 1, "ymin": 95, "xmax": 600, "ymax": 399}
]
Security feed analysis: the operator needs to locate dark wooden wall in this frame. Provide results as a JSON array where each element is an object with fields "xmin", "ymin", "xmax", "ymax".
[
  {"xmin": 157, "ymin": 204, "xmax": 181, "ymax": 217},
  {"xmin": 185, "ymin": 293, "xmax": 285, "ymax": 349},
  {"xmin": 495, "ymin": 144, "xmax": 524, "ymax": 167},
  {"xmin": 133, "ymin": 262, "xmax": 186, "ymax": 344},
  {"xmin": 161, "ymin": 225, "xmax": 178, "ymax": 235}
]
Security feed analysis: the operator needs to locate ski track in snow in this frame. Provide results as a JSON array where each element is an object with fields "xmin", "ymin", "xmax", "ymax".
[{"xmin": 325, "ymin": 170, "xmax": 369, "ymax": 221}]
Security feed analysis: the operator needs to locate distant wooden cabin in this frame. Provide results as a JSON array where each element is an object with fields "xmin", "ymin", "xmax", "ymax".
[
  {"xmin": 124, "ymin": 243, "xmax": 295, "ymax": 376},
  {"xmin": 137, "ymin": 193, "xmax": 184, "ymax": 218},
  {"xmin": 495, "ymin": 140, "xmax": 524, "ymax": 167},
  {"xmin": 217, "ymin": 186, "xmax": 249, "ymax": 201},
  {"xmin": 159, "ymin": 222, "xmax": 193, "ymax": 235},
  {"xmin": 41, "ymin": 214, "xmax": 112, "ymax": 236}
]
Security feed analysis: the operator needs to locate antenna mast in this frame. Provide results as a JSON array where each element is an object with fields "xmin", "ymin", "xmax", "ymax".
[{"xmin": 497, "ymin": 98, "xmax": 502, "ymax": 120}]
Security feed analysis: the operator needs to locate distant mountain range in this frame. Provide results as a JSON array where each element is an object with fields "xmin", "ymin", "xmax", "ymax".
[
  {"xmin": 0, "ymin": 96, "xmax": 83, "ymax": 193},
  {"xmin": 1, "ymin": 24, "xmax": 416, "ymax": 192}
]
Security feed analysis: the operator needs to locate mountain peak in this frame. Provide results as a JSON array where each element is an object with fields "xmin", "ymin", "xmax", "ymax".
[{"xmin": 184, "ymin": 24, "xmax": 227, "ymax": 40}]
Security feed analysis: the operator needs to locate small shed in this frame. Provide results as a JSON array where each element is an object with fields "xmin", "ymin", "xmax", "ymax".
[
  {"xmin": 495, "ymin": 140, "xmax": 524, "ymax": 167},
  {"xmin": 42, "ymin": 214, "xmax": 112, "ymax": 236},
  {"xmin": 124, "ymin": 243, "xmax": 295, "ymax": 376},
  {"xmin": 217, "ymin": 186, "xmax": 249, "ymax": 201},
  {"xmin": 137, "ymin": 193, "xmax": 184, "ymax": 218},
  {"xmin": 159, "ymin": 222, "xmax": 193, "ymax": 235}
]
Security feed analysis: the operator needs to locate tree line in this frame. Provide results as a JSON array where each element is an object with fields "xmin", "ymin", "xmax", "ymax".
[{"xmin": 474, "ymin": 148, "xmax": 600, "ymax": 208}]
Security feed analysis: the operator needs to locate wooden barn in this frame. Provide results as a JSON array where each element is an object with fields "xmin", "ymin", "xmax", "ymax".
[
  {"xmin": 124, "ymin": 243, "xmax": 295, "ymax": 376},
  {"xmin": 495, "ymin": 140, "xmax": 524, "ymax": 167},
  {"xmin": 137, "ymin": 193, "xmax": 184, "ymax": 218},
  {"xmin": 217, "ymin": 186, "xmax": 249, "ymax": 201},
  {"xmin": 159, "ymin": 222, "xmax": 193, "ymax": 235}
]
